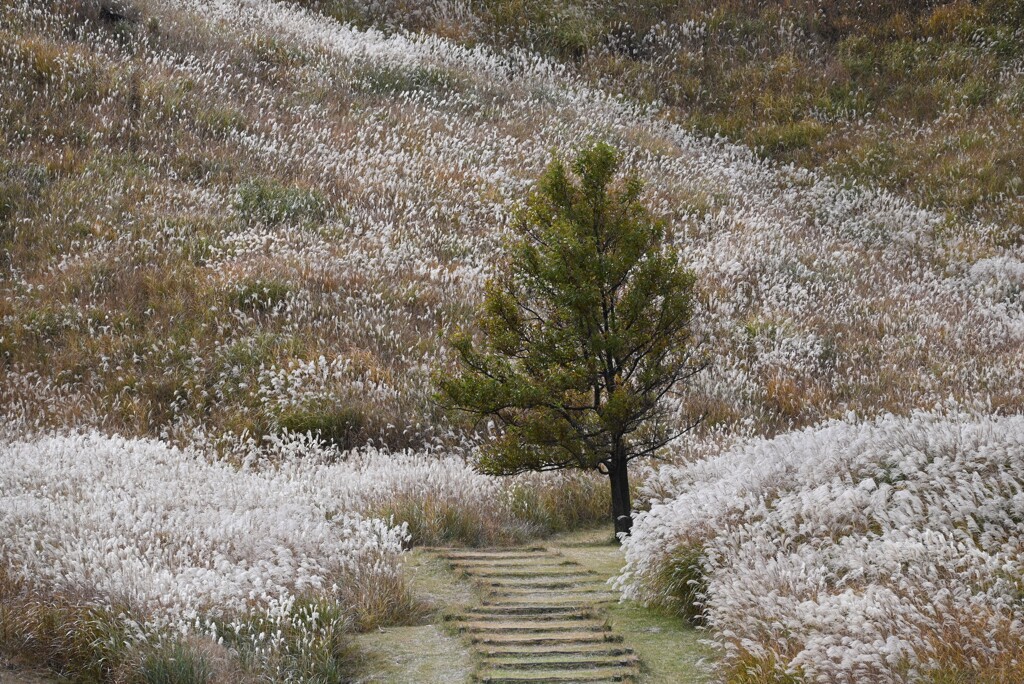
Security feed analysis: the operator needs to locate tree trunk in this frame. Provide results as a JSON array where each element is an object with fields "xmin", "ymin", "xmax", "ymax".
[{"xmin": 608, "ymin": 457, "xmax": 633, "ymax": 537}]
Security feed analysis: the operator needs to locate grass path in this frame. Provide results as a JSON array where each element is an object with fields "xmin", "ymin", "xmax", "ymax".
[
  {"xmin": 550, "ymin": 529, "xmax": 714, "ymax": 684},
  {"xmin": 440, "ymin": 546, "xmax": 639, "ymax": 683},
  {"xmin": 0, "ymin": 666, "xmax": 58, "ymax": 684},
  {"xmin": 419, "ymin": 528, "xmax": 713, "ymax": 684},
  {"xmin": 352, "ymin": 550, "xmax": 478, "ymax": 683}
]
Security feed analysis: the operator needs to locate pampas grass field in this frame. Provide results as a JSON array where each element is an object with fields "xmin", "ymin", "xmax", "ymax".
[{"xmin": 2, "ymin": 0, "xmax": 1022, "ymax": 680}]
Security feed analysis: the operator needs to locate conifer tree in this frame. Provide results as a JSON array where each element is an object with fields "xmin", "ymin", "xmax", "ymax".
[{"xmin": 437, "ymin": 142, "xmax": 704, "ymax": 536}]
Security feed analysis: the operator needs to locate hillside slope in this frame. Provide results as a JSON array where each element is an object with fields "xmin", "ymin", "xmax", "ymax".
[
  {"xmin": 303, "ymin": 0, "xmax": 1024, "ymax": 231},
  {"xmin": 2, "ymin": 0, "xmax": 1021, "ymax": 447},
  {"xmin": 3, "ymin": 1, "xmax": 1024, "ymax": 682}
]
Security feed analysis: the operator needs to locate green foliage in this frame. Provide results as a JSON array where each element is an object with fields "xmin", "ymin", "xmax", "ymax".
[
  {"xmin": 278, "ymin": 405, "xmax": 367, "ymax": 451},
  {"xmin": 652, "ymin": 544, "xmax": 707, "ymax": 624},
  {"xmin": 0, "ymin": 592, "xmax": 135, "ymax": 683},
  {"xmin": 353, "ymin": 64, "xmax": 459, "ymax": 97},
  {"xmin": 481, "ymin": 0, "xmax": 603, "ymax": 61},
  {"xmin": 751, "ymin": 120, "xmax": 827, "ymax": 156},
  {"xmin": 229, "ymin": 278, "xmax": 292, "ymax": 313},
  {"xmin": 0, "ymin": 160, "xmax": 48, "ymax": 227},
  {"xmin": 194, "ymin": 104, "xmax": 248, "ymax": 138},
  {"xmin": 233, "ymin": 179, "xmax": 330, "ymax": 226},
  {"xmin": 437, "ymin": 142, "xmax": 703, "ymax": 533},
  {"xmin": 138, "ymin": 642, "xmax": 213, "ymax": 684}
]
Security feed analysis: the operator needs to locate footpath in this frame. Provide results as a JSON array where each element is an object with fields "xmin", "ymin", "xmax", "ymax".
[
  {"xmin": 437, "ymin": 546, "xmax": 640, "ymax": 684},
  {"xmin": 350, "ymin": 528, "xmax": 711, "ymax": 683}
]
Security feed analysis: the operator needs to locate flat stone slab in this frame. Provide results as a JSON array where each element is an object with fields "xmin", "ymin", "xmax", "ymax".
[
  {"xmin": 472, "ymin": 631, "xmax": 623, "ymax": 645},
  {"xmin": 460, "ymin": 619, "xmax": 607, "ymax": 633},
  {"xmin": 468, "ymin": 567, "xmax": 593, "ymax": 577},
  {"xmin": 478, "ymin": 667, "xmax": 635, "ymax": 683},
  {"xmin": 479, "ymin": 643, "xmax": 634, "ymax": 658},
  {"xmin": 485, "ymin": 654, "xmax": 640, "ymax": 670},
  {"xmin": 483, "ymin": 577, "xmax": 605, "ymax": 588},
  {"xmin": 462, "ymin": 608, "xmax": 593, "ymax": 621},
  {"xmin": 441, "ymin": 549, "xmax": 547, "ymax": 560},
  {"xmin": 482, "ymin": 591, "xmax": 618, "ymax": 606}
]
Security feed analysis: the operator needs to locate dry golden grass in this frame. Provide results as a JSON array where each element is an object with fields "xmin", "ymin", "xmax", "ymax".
[{"xmin": 304, "ymin": 0, "xmax": 1024, "ymax": 232}]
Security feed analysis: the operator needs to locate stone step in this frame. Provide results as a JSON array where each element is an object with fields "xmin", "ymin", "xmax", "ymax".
[
  {"xmin": 479, "ymin": 643, "xmax": 634, "ymax": 659},
  {"xmin": 441, "ymin": 549, "xmax": 548, "ymax": 561},
  {"xmin": 446, "ymin": 554, "xmax": 568, "ymax": 563},
  {"xmin": 466, "ymin": 603, "xmax": 592, "ymax": 614},
  {"xmin": 458, "ymin": 619, "xmax": 607, "ymax": 633},
  {"xmin": 471, "ymin": 631, "xmax": 623, "ymax": 646},
  {"xmin": 481, "ymin": 594, "xmax": 616, "ymax": 608},
  {"xmin": 484, "ymin": 588, "xmax": 617, "ymax": 601},
  {"xmin": 450, "ymin": 562, "xmax": 578, "ymax": 573},
  {"xmin": 446, "ymin": 557, "xmax": 558, "ymax": 565},
  {"xmin": 485, "ymin": 654, "xmax": 640, "ymax": 670},
  {"xmin": 482, "ymin": 577, "xmax": 607, "ymax": 589},
  {"xmin": 478, "ymin": 666, "xmax": 636, "ymax": 683},
  {"xmin": 484, "ymin": 583, "xmax": 612, "ymax": 593},
  {"xmin": 461, "ymin": 609, "xmax": 593, "ymax": 622},
  {"xmin": 467, "ymin": 567, "xmax": 593, "ymax": 578},
  {"xmin": 445, "ymin": 551, "xmax": 563, "ymax": 559},
  {"xmin": 481, "ymin": 679, "xmax": 625, "ymax": 684}
]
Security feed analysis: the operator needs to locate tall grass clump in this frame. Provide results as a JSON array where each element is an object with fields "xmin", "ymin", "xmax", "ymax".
[
  {"xmin": 0, "ymin": 585, "xmax": 137, "ymax": 682},
  {"xmin": 372, "ymin": 469, "xmax": 610, "ymax": 547},
  {"xmin": 619, "ymin": 410, "xmax": 1024, "ymax": 682},
  {"xmin": 0, "ymin": 431, "xmax": 411, "ymax": 681},
  {"xmin": 138, "ymin": 642, "xmax": 214, "ymax": 684}
]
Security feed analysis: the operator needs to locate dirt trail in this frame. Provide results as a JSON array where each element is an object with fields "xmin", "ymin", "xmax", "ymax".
[{"xmin": 438, "ymin": 546, "xmax": 640, "ymax": 684}]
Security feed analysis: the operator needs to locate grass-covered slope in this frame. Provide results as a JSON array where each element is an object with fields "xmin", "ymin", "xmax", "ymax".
[
  {"xmin": 1, "ymin": 0, "xmax": 1023, "ymax": 682},
  {"xmin": 307, "ymin": 0, "xmax": 1024, "ymax": 231},
  {"xmin": 2, "ymin": 0, "xmax": 1021, "ymax": 444},
  {"xmin": 620, "ymin": 410, "xmax": 1024, "ymax": 682}
]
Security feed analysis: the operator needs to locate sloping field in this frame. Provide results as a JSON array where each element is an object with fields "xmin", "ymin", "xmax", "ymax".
[
  {"xmin": 3, "ymin": 0, "xmax": 1021, "ymax": 441},
  {"xmin": 1, "ymin": 0, "xmax": 1023, "ymax": 681}
]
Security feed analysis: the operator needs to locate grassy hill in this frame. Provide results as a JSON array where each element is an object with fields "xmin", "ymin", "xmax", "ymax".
[
  {"xmin": 3, "ymin": 0, "xmax": 1021, "ymax": 445},
  {"xmin": 306, "ymin": 0, "xmax": 1024, "ymax": 232},
  {"xmin": 1, "ymin": 0, "xmax": 1023, "ymax": 682}
]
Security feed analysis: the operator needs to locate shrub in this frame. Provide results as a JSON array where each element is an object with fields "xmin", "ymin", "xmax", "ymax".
[
  {"xmin": 277, "ymin": 405, "xmax": 368, "ymax": 451},
  {"xmin": 138, "ymin": 642, "xmax": 214, "ymax": 684},
  {"xmin": 233, "ymin": 179, "xmax": 330, "ymax": 226},
  {"xmin": 229, "ymin": 279, "xmax": 292, "ymax": 313}
]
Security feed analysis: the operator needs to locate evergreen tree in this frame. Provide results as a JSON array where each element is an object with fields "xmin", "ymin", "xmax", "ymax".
[{"xmin": 437, "ymin": 142, "xmax": 704, "ymax": 536}]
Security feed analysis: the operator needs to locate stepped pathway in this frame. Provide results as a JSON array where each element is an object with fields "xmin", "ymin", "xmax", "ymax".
[{"xmin": 437, "ymin": 546, "xmax": 639, "ymax": 684}]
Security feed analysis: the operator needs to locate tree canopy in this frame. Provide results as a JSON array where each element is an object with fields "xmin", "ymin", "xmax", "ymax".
[{"xmin": 437, "ymin": 141, "xmax": 704, "ymax": 535}]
